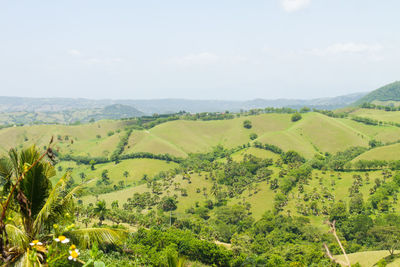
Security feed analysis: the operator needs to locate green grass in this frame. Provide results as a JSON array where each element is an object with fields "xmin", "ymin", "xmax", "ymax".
[
  {"xmin": 124, "ymin": 114, "xmax": 293, "ymax": 156},
  {"xmin": 0, "ymin": 120, "xmax": 127, "ymax": 155},
  {"xmin": 229, "ymin": 147, "xmax": 281, "ymax": 162},
  {"xmin": 337, "ymin": 118, "xmax": 400, "ymax": 144},
  {"xmin": 55, "ymin": 158, "xmax": 178, "ymax": 193},
  {"xmin": 351, "ymin": 108, "xmax": 400, "ymax": 123},
  {"xmin": 335, "ymin": 250, "xmax": 399, "ymax": 267},
  {"xmin": 2, "ymin": 112, "xmax": 397, "ymax": 160},
  {"xmin": 353, "ymin": 143, "xmax": 400, "ymax": 161}
]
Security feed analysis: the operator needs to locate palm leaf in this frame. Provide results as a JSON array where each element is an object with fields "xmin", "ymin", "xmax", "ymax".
[
  {"xmin": 59, "ymin": 179, "xmax": 91, "ymax": 207},
  {"xmin": 65, "ymin": 228, "xmax": 127, "ymax": 248},
  {"xmin": 5, "ymin": 224, "xmax": 29, "ymax": 249},
  {"xmin": 12, "ymin": 251, "xmax": 37, "ymax": 267},
  {"xmin": 18, "ymin": 146, "xmax": 54, "ymax": 219},
  {"xmin": 32, "ymin": 173, "xmax": 69, "ymax": 233}
]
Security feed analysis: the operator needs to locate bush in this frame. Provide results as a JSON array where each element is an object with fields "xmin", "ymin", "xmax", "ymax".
[
  {"xmin": 243, "ymin": 120, "xmax": 252, "ymax": 129},
  {"xmin": 249, "ymin": 133, "xmax": 258, "ymax": 140},
  {"xmin": 291, "ymin": 113, "xmax": 302, "ymax": 122}
]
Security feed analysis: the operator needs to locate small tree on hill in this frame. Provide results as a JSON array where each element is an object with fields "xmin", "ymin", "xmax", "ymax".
[
  {"xmin": 291, "ymin": 112, "xmax": 302, "ymax": 122},
  {"xmin": 243, "ymin": 120, "xmax": 252, "ymax": 129}
]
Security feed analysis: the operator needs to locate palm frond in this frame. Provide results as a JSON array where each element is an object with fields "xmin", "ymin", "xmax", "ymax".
[
  {"xmin": 32, "ymin": 173, "xmax": 69, "ymax": 233},
  {"xmin": 8, "ymin": 147, "xmax": 20, "ymax": 177},
  {"xmin": 60, "ymin": 179, "xmax": 91, "ymax": 207},
  {"xmin": 5, "ymin": 224, "xmax": 29, "ymax": 249},
  {"xmin": 12, "ymin": 251, "xmax": 36, "ymax": 267},
  {"xmin": 65, "ymin": 227, "xmax": 127, "ymax": 248}
]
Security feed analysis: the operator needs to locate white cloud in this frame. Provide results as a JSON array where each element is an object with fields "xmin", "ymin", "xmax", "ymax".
[
  {"xmin": 310, "ymin": 42, "xmax": 383, "ymax": 56},
  {"xmin": 171, "ymin": 52, "xmax": 220, "ymax": 66},
  {"xmin": 68, "ymin": 49, "xmax": 81, "ymax": 56},
  {"xmin": 280, "ymin": 0, "xmax": 311, "ymax": 12}
]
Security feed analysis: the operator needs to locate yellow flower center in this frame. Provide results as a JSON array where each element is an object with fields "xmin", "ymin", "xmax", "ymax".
[
  {"xmin": 70, "ymin": 250, "xmax": 78, "ymax": 258},
  {"xmin": 69, "ymin": 245, "xmax": 76, "ymax": 250},
  {"xmin": 32, "ymin": 240, "xmax": 39, "ymax": 244},
  {"xmin": 58, "ymin": 235, "xmax": 66, "ymax": 241}
]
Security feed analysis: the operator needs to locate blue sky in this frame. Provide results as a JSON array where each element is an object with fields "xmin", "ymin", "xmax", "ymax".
[{"xmin": 0, "ymin": 0, "xmax": 399, "ymax": 100}]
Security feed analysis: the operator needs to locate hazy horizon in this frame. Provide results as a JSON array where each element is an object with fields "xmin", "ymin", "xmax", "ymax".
[
  {"xmin": 1, "ymin": 0, "xmax": 399, "ymax": 100},
  {"xmin": 0, "ymin": 91, "xmax": 366, "ymax": 102}
]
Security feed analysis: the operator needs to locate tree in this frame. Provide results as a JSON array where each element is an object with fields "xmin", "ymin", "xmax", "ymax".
[
  {"xmin": 123, "ymin": 170, "xmax": 129, "ymax": 183},
  {"xmin": 79, "ymin": 172, "xmax": 86, "ymax": 183},
  {"xmin": 349, "ymin": 193, "xmax": 364, "ymax": 214},
  {"xmin": 160, "ymin": 197, "xmax": 177, "ymax": 212},
  {"xmin": 329, "ymin": 201, "xmax": 347, "ymax": 223},
  {"xmin": 243, "ymin": 120, "xmax": 252, "ymax": 129},
  {"xmin": 101, "ymin": 170, "xmax": 111, "ymax": 185},
  {"xmin": 89, "ymin": 159, "xmax": 96, "ymax": 170},
  {"xmin": 282, "ymin": 150, "xmax": 305, "ymax": 164},
  {"xmin": 94, "ymin": 200, "xmax": 108, "ymax": 225},
  {"xmin": 291, "ymin": 113, "xmax": 302, "ymax": 122},
  {"xmin": 249, "ymin": 133, "xmax": 258, "ymax": 140},
  {"xmin": 111, "ymin": 200, "xmax": 119, "ymax": 209},
  {"xmin": 368, "ymin": 226, "xmax": 400, "ymax": 255},
  {"xmin": 0, "ymin": 146, "xmax": 124, "ymax": 264}
]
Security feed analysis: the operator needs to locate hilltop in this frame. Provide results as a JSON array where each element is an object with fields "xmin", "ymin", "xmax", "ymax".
[{"xmin": 354, "ymin": 81, "xmax": 400, "ymax": 106}]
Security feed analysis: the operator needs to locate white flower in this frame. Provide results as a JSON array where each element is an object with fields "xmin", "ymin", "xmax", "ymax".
[
  {"xmin": 68, "ymin": 249, "xmax": 80, "ymax": 261},
  {"xmin": 54, "ymin": 235, "xmax": 70, "ymax": 243},
  {"xmin": 29, "ymin": 240, "xmax": 43, "ymax": 246}
]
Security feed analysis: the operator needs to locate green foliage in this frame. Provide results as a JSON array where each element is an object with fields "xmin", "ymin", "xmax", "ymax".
[
  {"xmin": 243, "ymin": 120, "xmax": 252, "ymax": 129},
  {"xmin": 291, "ymin": 112, "xmax": 302, "ymax": 122},
  {"xmin": 282, "ymin": 150, "xmax": 305, "ymax": 164},
  {"xmin": 355, "ymin": 81, "xmax": 400, "ymax": 105},
  {"xmin": 249, "ymin": 133, "xmax": 258, "ymax": 140}
]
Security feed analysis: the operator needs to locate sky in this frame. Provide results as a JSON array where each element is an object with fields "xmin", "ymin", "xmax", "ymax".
[{"xmin": 0, "ymin": 0, "xmax": 400, "ymax": 100}]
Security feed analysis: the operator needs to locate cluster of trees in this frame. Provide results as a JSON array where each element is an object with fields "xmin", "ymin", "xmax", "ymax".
[
  {"xmin": 58, "ymin": 151, "xmax": 182, "ymax": 167},
  {"xmin": 313, "ymin": 109, "xmax": 348, "ymax": 118},
  {"xmin": 361, "ymin": 102, "xmax": 400, "ymax": 111},
  {"xmin": 110, "ymin": 128, "xmax": 133, "ymax": 162},
  {"xmin": 351, "ymin": 116, "xmax": 380, "ymax": 126}
]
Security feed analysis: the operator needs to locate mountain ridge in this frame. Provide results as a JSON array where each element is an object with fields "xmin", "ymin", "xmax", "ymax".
[{"xmin": 0, "ymin": 92, "xmax": 366, "ymax": 114}]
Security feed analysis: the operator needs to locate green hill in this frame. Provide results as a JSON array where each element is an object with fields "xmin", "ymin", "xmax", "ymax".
[
  {"xmin": 3, "ymin": 111, "xmax": 400, "ymax": 159},
  {"xmin": 354, "ymin": 81, "xmax": 400, "ymax": 106},
  {"xmin": 3, "ymin": 110, "xmax": 400, "ymax": 266}
]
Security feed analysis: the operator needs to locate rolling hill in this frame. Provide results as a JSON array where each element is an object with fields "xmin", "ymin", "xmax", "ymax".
[
  {"xmin": 354, "ymin": 81, "xmax": 400, "ymax": 106},
  {"xmin": 2, "ymin": 110, "xmax": 400, "ymax": 160}
]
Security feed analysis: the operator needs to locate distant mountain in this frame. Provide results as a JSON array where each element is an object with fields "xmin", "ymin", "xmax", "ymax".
[
  {"xmin": 119, "ymin": 93, "xmax": 366, "ymax": 114},
  {"xmin": 0, "ymin": 92, "xmax": 367, "ymax": 125},
  {"xmin": 353, "ymin": 81, "xmax": 400, "ymax": 106},
  {"xmin": 0, "ymin": 104, "xmax": 143, "ymax": 125}
]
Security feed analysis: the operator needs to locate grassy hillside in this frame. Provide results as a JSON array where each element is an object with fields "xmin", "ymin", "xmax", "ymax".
[
  {"xmin": 3, "ymin": 111, "xmax": 400, "ymax": 161},
  {"xmin": 354, "ymin": 81, "xmax": 400, "ymax": 105},
  {"xmin": 350, "ymin": 108, "xmax": 400, "ymax": 123},
  {"xmin": 353, "ymin": 143, "xmax": 400, "ymax": 161}
]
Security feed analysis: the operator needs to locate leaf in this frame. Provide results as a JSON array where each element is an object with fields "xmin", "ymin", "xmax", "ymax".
[
  {"xmin": 32, "ymin": 173, "xmax": 70, "ymax": 233},
  {"xmin": 5, "ymin": 224, "xmax": 29, "ymax": 249},
  {"xmin": 65, "ymin": 227, "xmax": 127, "ymax": 248},
  {"xmin": 82, "ymin": 259, "xmax": 94, "ymax": 267},
  {"xmin": 94, "ymin": 261, "xmax": 106, "ymax": 267},
  {"xmin": 18, "ymin": 146, "xmax": 54, "ymax": 219}
]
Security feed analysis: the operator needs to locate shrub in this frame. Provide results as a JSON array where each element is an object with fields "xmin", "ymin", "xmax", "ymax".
[
  {"xmin": 243, "ymin": 120, "xmax": 252, "ymax": 129},
  {"xmin": 291, "ymin": 113, "xmax": 302, "ymax": 122},
  {"xmin": 249, "ymin": 133, "xmax": 258, "ymax": 140}
]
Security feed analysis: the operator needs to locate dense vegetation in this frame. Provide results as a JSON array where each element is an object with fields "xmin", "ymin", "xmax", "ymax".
[{"xmin": 4, "ymin": 103, "xmax": 400, "ymax": 265}]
